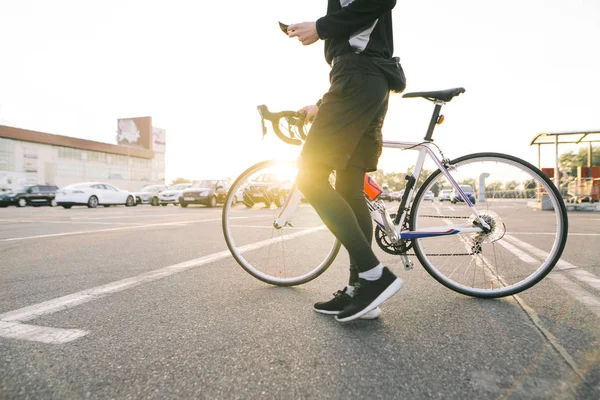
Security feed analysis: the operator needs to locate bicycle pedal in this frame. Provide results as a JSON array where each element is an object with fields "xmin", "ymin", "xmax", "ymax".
[{"xmin": 403, "ymin": 260, "xmax": 414, "ymax": 271}]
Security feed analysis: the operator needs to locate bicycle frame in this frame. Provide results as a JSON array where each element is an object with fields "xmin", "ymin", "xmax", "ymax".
[
  {"xmin": 377, "ymin": 140, "xmax": 491, "ymax": 238},
  {"xmin": 273, "ymin": 139, "xmax": 491, "ymax": 243}
]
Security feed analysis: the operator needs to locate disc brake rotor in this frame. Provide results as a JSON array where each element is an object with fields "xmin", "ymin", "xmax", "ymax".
[{"xmin": 471, "ymin": 210, "xmax": 506, "ymax": 243}]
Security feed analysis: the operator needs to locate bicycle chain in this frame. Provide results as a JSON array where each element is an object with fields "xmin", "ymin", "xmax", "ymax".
[
  {"xmin": 376, "ymin": 213, "xmax": 478, "ymax": 256},
  {"xmin": 406, "ymin": 252, "xmax": 476, "ymax": 256}
]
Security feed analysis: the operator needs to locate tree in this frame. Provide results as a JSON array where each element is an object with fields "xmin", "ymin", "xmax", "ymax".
[
  {"xmin": 560, "ymin": 146, "xmax": 600, "ymax": 176},
  {"xmin": 406, "ymin": 167, "xmax": 434, "ymax": 189},
  {"xmin": 384, "ymin": 172, "xmax": 407, "ymax": 191},
  {"xmin": 170, "ymin": 177, "xmax": 191, "ymax": 185},
  {"xmin": 487, "ymin": 181, "xmax": 503, "ymax": 192},
  {"xmin": 523, "ymin": 178, "xmax": 537, "ymax": 198},
  {"xmin": 524, "ymin": 179, "xmax": 537, "ymax": 189},
  {"xmin": 504, "ymin": 180, "xmax": 518, "ymax": 190},
  {"xmin": 369, "ymin": 170, "xmax": 407, "ymax": 191}
]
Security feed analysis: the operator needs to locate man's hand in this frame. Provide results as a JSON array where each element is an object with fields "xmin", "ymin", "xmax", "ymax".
[
  {"xmin": 299, "ymin": 104, "xmax": 319, "ymax": 124},
  {"xmin": 288, "ymin": 22, "xmax": 319, "ymax": 46}
]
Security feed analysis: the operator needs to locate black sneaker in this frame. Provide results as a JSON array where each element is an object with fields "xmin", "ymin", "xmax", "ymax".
[
  {"xmin": 314, "ymin": 288, "xmax": 382, "ymax": 319},
  {"xmin": 335, "ymin": 267, "xmax": 403, "ymax": 322},
  {"xmin": 314, "ymin": 288, "xmax": 351, "ymax": 315}
]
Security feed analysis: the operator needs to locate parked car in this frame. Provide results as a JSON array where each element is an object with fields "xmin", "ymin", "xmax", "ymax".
[
  {"xmin": 393, "ymin": 189, "xmax": 405, "ymax": 202},
  {"xmin": 451, "ymin": 185, "xmax": 476, "ymax": 204},
  {"xmin": 134, "ymin": 184, "xmax": 169, "ymax": 206},
  {"xmin": 0, "ymin": 185, "xmax": 59, "ymax": 207},
  {"xmin": 380, "ymin": 184, "xmax": 394, "ymax": 201},
  {"xmin": 423, "ymin": 190, "xmax": 434, "ymax": 201},
  {"xmin": 242, "ymin": 173, "xmax": 292, "ymax": 208},
  {"xmin": 158, "ymin": 183, "xmax": 192, "ymax": 206},
  {"xmin": 55, "ymin": 182, "xmax": 136, "ymax": 209},
  {"xmin": 179, "ymin": 179, "xmax": 231, "ymax": 208},
  {"xmin": 439, "ymin": 189, "xmax": 452, "ymax": 202}
]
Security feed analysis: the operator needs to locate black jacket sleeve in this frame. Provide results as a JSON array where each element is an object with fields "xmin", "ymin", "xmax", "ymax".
[{"xmin": 316, "ymin": 0, "xmax": 396, "ymax": 40}]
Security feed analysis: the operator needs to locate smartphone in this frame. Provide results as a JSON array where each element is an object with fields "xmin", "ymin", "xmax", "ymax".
[{"xmin": 279, "ymin": 22, "xmax": 289, "ymax": 35}]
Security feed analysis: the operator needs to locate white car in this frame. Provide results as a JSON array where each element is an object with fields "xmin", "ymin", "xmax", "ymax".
[
  {"xmin": 133, "ymin": 184, "xmax": 169, "ymax": 206},
  {"xmin": 55, "ymin": 182, "xmax": 136, "ymax": 209},
  {"xmin": 439, "ymin": 189, "xmax": 452, "ymax": 202},
  {"xmin": 423, "ymin": 190, "xmax": 435, "ymax": 201},
  {"xmin": 393, "ymin": 189, "xmax": 405, "ymax": 202},
  {"xmin": 158, "ymin": 183, "xmax": 192, "ymax": 206}
]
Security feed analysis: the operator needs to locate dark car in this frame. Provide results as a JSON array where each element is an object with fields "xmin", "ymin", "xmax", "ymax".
[
  {"xmin": 179, "ymin": 179, "xmax": 230, "ymax": 208},
  {"xmin": 242, "ymin": 173, "xmax": 291, "ymax": 208},
  {"xmin": 451, "ymin": 185, "xmax": 476, "ymax": 204},
  {"xmin": 0, "ymin": 185, "xmax": 59, "ymax": 207}
]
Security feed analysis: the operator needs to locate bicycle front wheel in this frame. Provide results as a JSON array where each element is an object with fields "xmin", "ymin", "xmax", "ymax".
[
  {"xmin": 410, "ymin": 153, "xmax": 568, "ymax": 298},
  {"xmin": 222, "ymin": 160, "xmax": 341, "ymax": 286}
]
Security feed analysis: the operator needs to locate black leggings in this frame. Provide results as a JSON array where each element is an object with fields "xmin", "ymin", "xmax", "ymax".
[{"xmin": 296, "ymin": 162, "xmax": 379, "ymax": 284}]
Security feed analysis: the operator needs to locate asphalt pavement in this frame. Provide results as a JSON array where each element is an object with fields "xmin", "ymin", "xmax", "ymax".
[{"xmin": 0, "ymin": 204, "xmax": 599, "ymax": 399}]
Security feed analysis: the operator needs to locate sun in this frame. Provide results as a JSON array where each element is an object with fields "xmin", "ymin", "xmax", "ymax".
[{"xmin": 273, "ymin": 161, "xmax": 299, "ymax": 183}]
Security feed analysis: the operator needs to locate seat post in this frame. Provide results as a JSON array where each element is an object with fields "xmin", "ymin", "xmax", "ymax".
[{"xmin": 424, "ymin": 101, "xmax": 444, "ymax": 141}]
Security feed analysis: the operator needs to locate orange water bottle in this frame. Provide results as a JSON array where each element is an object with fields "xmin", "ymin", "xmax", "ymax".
[{"xmin": 364, "ymin": 174, "xmax": 383, "ymax": 201}]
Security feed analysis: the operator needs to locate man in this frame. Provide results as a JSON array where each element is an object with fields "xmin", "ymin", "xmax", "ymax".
[{"xmin": 287, "ymin": 0, "xmax": 403, "ymax": 322}]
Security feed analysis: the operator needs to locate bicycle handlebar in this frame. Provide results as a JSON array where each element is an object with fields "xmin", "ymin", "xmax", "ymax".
[{"xmin": 257, "ymin": 105, "xmax": 307, "ymax": 146}]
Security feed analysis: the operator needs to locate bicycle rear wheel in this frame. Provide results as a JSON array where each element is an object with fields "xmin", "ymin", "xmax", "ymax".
[
  {"xmin": 222, "ymin": 160, "xmax": 341, "ymax": 286},
  {"xmin": 410, "ymin": 153, "xmax": 568, "ymax": 298}
]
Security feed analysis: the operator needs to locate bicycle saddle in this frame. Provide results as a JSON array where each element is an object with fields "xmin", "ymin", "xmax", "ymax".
[{"xmin": 402, "ymin": 87, "xmax": 465, "ymax": 102}]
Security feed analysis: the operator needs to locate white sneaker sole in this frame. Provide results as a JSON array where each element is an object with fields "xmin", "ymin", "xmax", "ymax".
[
  {"xmin": 335, "ymin": 278, "xmax": 404, "ymax": 322},
  {"xmin": 359, "ymin": 307, "xmax": 381, "ymax": 319},
  {"xmin": 314, "ymin": 307, "xmax": 381, "ymax": 319},
  {"xmin": 313, "ymin": 309, "xmax": 339, "ymax": 315}
]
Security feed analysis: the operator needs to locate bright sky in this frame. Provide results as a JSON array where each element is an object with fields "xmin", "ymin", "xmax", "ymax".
[{"xmin": 1, "ymin": 0, "xmax": 599, "ymax": 182}]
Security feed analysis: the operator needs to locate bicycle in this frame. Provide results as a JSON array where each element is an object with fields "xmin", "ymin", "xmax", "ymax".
[{"xmin": 222, "ymin": 87, "xmax": 568, "ymax": 298}]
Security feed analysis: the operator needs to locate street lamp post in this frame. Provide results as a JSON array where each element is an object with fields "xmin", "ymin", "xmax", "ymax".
[{"xmin": 479, "ymin": 173, "xmax": 490, "ymax": 203}]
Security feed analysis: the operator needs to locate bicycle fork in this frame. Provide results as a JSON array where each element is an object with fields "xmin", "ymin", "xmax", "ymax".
[{"xmin": 273, "ymin": 185, "xmax": 303, "ymax": 229}]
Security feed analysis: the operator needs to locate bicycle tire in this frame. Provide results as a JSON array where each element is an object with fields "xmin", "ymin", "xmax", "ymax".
[
  {"xmin": 410, "ymin": 152, "xmax": 568, "ymax": 298},
  {"xmin": 222, "ymin": 160, "xmax": 341, "ymax": 286}
]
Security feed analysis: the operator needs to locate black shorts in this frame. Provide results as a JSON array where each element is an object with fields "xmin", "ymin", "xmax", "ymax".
[{"xmin": 300, "ymin": 55, "xmax": 390, "ymax": 172}]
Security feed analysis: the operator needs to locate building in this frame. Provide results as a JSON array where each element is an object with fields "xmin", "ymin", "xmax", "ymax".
[{"xmin": 0, "ymin": 117, "xmax": 165, "ymax": 192}]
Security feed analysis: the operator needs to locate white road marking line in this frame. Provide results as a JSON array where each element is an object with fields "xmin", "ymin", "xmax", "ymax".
[
  {"xmin": 0, "ymin": 225, "xmax": 325, "ymax": 343},
  {"xmin": 38, "ymin": 220, "xmax": 146, "ymax": 226},
  {"xmin": 0, "ymin": 221, "xmax": 216, "ymax": 242},
  {"xmin": 0, "ymin": 217, "xmax": 256, "ymax": 242},
  {"xmin": 495, "ymin": 240, "xmax": 538, "ymax": 264},
  {"xmin": 497, "ymin": 235, "xmax": 600, "ymax": 318},
  {"xmin": 228, "ymin": 225, "xmax": 327, "ymax": 230},
  {"xmin": 564, "ymin": 269, "xmax": 600, "ymax": 290},
  {"xmin": 0, "ymin": 321, "xmax": 87, "ymax": 345},
  {"xmin": 70, "ymin": 213, "xmax": 188, "ymax": 220},
  {"xmin": 505, "ymin": 235, "xmax": 600, "ymax": 290},
  {"xmin": 545, "ymin": 274, "xmax": 600, "ymax": 318},
  {"xmin": 510, "ymin": 232, "xmax": 600, "ymax": 237}
]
